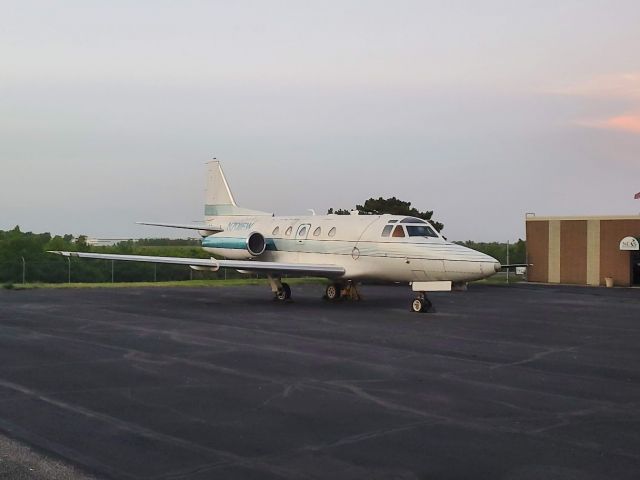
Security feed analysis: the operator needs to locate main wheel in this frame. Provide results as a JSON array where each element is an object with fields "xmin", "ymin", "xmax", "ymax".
[
  {"xmin": 325, "ymin": 283, "xmax": 341, "ymax": 301},
  {"xmin": 276, "ymin": 282, "xmax": 292, "ymax": 301},
  {"xmin": 411, "ymin": 298, "xmax": 425, "ymax": 313}
]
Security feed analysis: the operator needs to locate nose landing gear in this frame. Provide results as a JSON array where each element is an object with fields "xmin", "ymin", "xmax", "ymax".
[{"xmin": 410, "ymin": 293, "xmax": 433, "ymax": 313}]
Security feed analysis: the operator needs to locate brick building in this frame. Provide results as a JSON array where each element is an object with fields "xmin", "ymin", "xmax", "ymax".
[{"xmin": 526, "ymin": 215, "xmax": 640, "ymax": 287}]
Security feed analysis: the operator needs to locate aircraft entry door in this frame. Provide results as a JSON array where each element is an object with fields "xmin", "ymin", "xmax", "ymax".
[{"xmin": 295, "ymin": 224, "xmax": 311, "ymax": 244}]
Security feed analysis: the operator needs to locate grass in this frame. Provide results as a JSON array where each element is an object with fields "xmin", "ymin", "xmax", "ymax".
[{"xmin": 7, "ymin": 277, "xmax": 327, "ymax": 290}]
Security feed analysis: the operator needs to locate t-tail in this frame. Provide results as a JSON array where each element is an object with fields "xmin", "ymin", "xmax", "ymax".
[{"xmin": 204, "ymin": 160, "xmax": 271, "ymax": 218}]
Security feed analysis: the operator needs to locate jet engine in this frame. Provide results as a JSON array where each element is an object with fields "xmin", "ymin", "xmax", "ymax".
[{"xmin": 246, "ymin": 231, "xmax": 267, "ymax": 257}]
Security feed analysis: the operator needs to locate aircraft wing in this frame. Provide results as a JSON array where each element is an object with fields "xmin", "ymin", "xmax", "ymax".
[
  {"xmin": 136, "ymin": 222, "xmax": 224, "ymax": 234},
  {"xmin": 48, "ymin": 251, "xmax": 345, "ymax": 277}
]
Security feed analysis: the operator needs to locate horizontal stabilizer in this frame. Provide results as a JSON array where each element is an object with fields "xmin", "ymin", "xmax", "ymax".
[
  {"xmin": 48, "ymin": 251, "xmax": 345, "ymax": 277},
  {"xmin": 136, "ymin": 222, "xmax": 224, "ymax": 234}
]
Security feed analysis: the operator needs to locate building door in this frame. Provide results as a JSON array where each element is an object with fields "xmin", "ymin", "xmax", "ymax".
[{"xmin": 632, "ymin": 251, "xmax": 640, "ymax": 285}]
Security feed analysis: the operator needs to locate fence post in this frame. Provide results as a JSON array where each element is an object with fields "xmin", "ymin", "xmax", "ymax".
[
  {"xmin": 21, "ymin": 257, "xmax": 26, "ymax": 284},
  {"xmin": 506, "ymin": 241, "xmax": 510, "ymax": 285}
]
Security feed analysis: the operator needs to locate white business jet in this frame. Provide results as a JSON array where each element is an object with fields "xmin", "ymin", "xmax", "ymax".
[{"xmin": 50, "ymin": 161, "xmax": 501, "ymax": 312}]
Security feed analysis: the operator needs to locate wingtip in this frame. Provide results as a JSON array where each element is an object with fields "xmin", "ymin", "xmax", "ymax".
[{"xmin": 47, "ymin": 250, "xmax": 71, "ymax": 257}]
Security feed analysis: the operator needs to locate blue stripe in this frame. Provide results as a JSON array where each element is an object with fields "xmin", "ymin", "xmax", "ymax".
[{"xmin": 202, "ymin": 236, "xmax": 277, "ymax": 251}]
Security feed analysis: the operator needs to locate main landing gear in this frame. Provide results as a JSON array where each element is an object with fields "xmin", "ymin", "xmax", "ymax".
[
  {"xmin": 324, "ymin": 281, "xmax": 362, "ymax": 301},
  {"xmin": 268, "ymin": 275, "xmax": 292, "ymax": 302}
]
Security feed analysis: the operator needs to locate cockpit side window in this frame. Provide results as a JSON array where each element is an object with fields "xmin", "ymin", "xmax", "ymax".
[
  {"xmin": 392, "ymin": 225, "xmax": 405, "ymax": 238},
  {"xmin": 381, "ymin": 225, "xmax": 393, "ymax": 237},
  {"xmin": 406, "ymin": 225, "xmax": 438, "ymax": 238}
]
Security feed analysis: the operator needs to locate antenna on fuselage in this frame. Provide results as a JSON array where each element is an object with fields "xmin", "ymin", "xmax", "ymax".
[{"xmin": 307, "ymin": 209, "xmax": 316, "ymax": 216}]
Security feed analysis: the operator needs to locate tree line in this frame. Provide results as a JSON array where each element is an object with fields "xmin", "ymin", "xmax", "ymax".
[{"xmin": 0, "ymin": 226, "xmax": 216, "ymax": 284}]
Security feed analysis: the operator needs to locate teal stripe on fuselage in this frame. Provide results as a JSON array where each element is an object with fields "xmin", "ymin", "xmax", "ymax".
[{"xmin": 202, "ymin": 236, "xmax": 277, "ymax": 251}]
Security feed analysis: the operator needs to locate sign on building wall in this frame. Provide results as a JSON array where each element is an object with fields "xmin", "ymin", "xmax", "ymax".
[{"xmin": 619, "ymin": 236, "xmax": 640, "ymax": 251}]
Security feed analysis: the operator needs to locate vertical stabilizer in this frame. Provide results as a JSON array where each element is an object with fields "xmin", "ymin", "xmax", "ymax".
[
  {"xmin": 204, "ymin": 160, "xmax": 271, "ymax": 217},
  {"xmin": 206, "ymin": 161, "xmax": 237, "ymax": 207}
]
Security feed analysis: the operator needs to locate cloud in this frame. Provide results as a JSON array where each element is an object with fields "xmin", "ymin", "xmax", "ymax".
[
  {"xmin": 550, "ymin": 72, "xmax": 640, "ymax": 99},
  {"xmin": 577, "ymin": 113, "xmax": 640, "ymax": 134},
  {"xmin": 551, "ymin": 73, "xmax": 640, "ymax": 135}
]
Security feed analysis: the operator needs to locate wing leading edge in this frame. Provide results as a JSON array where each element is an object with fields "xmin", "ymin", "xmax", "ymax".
[{"xmin": 48, "ymin": 251, "xmax": 345, "ymax": 277}]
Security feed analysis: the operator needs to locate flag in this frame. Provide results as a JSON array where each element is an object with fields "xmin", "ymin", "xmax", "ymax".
[{"xmin": 636, "ymin": 192, "xmax": 640, "ymax": 200}]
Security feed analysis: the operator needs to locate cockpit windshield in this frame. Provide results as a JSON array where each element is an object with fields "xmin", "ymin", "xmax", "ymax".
[
  {"xmin": 406, "ymin": 225, "xmax": 439, "ymax": 238},
  {"xmin": 400, "ymin": 217, "xmax": 427, "ymax": 224}
]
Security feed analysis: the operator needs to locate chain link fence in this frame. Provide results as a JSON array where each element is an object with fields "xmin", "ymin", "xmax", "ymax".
[{"xmin": 0, "ymin": 259, "xmax": 262, "ymax": 285}]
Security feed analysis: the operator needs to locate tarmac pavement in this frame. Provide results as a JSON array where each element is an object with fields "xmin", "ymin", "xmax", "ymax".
[{"xmin": 0, "ymin": 283, "xmax": 638, "ymax": 479}]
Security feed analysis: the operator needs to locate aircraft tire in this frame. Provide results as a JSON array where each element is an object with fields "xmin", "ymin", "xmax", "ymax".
[
  {"xmin": 411, "ymin": 297, "xmax": 431, "ymax": 313},
  {"xmin": 325, "ymin": 284, "xmax": 341, "ymax": 301},
  {"xmin": 276, "ymin": 283, "xmax": 292, "ymax": 301},
  {"xmin": 411, "ymin": 298, "xmax": 424, "ymax": 312}
]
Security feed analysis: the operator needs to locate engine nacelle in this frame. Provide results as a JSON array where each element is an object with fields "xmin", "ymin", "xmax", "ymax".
[{"xmin": 246, "ymin": 231, "xmax": 267, "ymax": 257}]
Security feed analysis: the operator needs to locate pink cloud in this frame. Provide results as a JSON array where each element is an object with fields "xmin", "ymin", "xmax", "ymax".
[
  {"xmin": 551, "ymin": 72, "xmax": 640, "ymax": 99},
  {"xmin": 602, "ymin": 115, "xmax": 640, "ymax": 134},
  {"xmin": 577, "ymin": 113, "xmax": 640, "ymax": 134}
]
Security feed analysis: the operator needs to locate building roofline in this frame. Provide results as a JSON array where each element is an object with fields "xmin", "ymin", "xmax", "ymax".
[{"xmin": 526, "ymin": 214, "xmax": 640, "ymax": 222}]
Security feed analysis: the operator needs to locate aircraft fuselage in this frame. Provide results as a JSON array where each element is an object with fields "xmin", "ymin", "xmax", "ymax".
[{"xmin": 202, "ymin": 213, "xmax": 501, "ymax": 283}]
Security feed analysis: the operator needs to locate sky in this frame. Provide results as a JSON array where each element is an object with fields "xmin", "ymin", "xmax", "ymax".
[{"xmin": 1, "ymin": 0, "xmax": 640, "ymax": 241}]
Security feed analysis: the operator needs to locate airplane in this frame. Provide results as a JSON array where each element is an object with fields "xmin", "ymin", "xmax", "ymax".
[{"xmin": 50, "ymin": 160, "xmax": 503, "ymax": 312}]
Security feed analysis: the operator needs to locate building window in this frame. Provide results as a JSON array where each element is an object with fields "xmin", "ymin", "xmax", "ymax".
[
  {"xmin": 272, "ymin": 226, "xmax": 280, "ymax": 236},
  {"xmin": 328, "ymin": 227, "xmax": 336, "ymax": 237},
  {"xmin": 381, "ymin": 225, "xmax": 393, "ymax": 237},
  {"xmin": 313, "ymin": 227, "xmax": 321, "ymax": 236},
  {"xmin": 285, "ymin": 226, "xmax": 293, "ymax": 236},
  {"xmin": 392, "ymin": 225, "xmax": 405, "ymax": 238}
]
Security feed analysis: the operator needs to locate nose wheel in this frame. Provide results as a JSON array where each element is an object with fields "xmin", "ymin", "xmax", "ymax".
[{"xmin": 410, "ymin": 293, "xmax": 433, "ymax": 313}]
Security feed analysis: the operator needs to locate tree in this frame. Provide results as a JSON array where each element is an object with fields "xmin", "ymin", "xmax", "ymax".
[
  {"xmin": 328, "ymin": 196, "xmax": 444, "ymax": 232},
  {"xmin": 327, "ymin": 207, "xmax": 351, "ymax": 215}
]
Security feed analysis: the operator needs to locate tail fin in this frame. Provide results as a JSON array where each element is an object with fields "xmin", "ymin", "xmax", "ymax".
[{"xmin": 205, "ymin": 160, "xmax": 271, "ymax": 217}]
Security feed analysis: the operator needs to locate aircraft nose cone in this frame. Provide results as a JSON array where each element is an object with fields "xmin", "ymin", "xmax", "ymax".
[{"xmin": 494, "ymin": 261, "xmax": 502, "ymax": 272}]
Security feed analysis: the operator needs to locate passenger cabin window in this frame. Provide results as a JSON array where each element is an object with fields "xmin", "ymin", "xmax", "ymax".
[
  {"xmin": 299, "ymin": 226, "xmax": 307, "ymax": 237},
  {"xmin": 392, "ymin": 225, "xmax": 405, "ymax": 238},
  {"xmin": 328, "ymin": 227, "xmax": 337, "ymax": 237},
  {"xmin": 285, "ymin": 226, "xmax": 293, "ymax": 236},
  {"xmin": 400, "ymin": 217, "xmax": 427, "ymax": 224},
  {"xmin": 313, "ymin": 227, "xmax": 321, "ymax": 236},
  {"xmin": 381, "ymin": 225, "xmax": 393, "ymax": 237},
  {"xmin": 272, "ymin": 226, "xmax": 280, "ymax": 235},
  {"xmin": 406, "ymin": 225, "xmax": 438, "ymax": 238}
]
